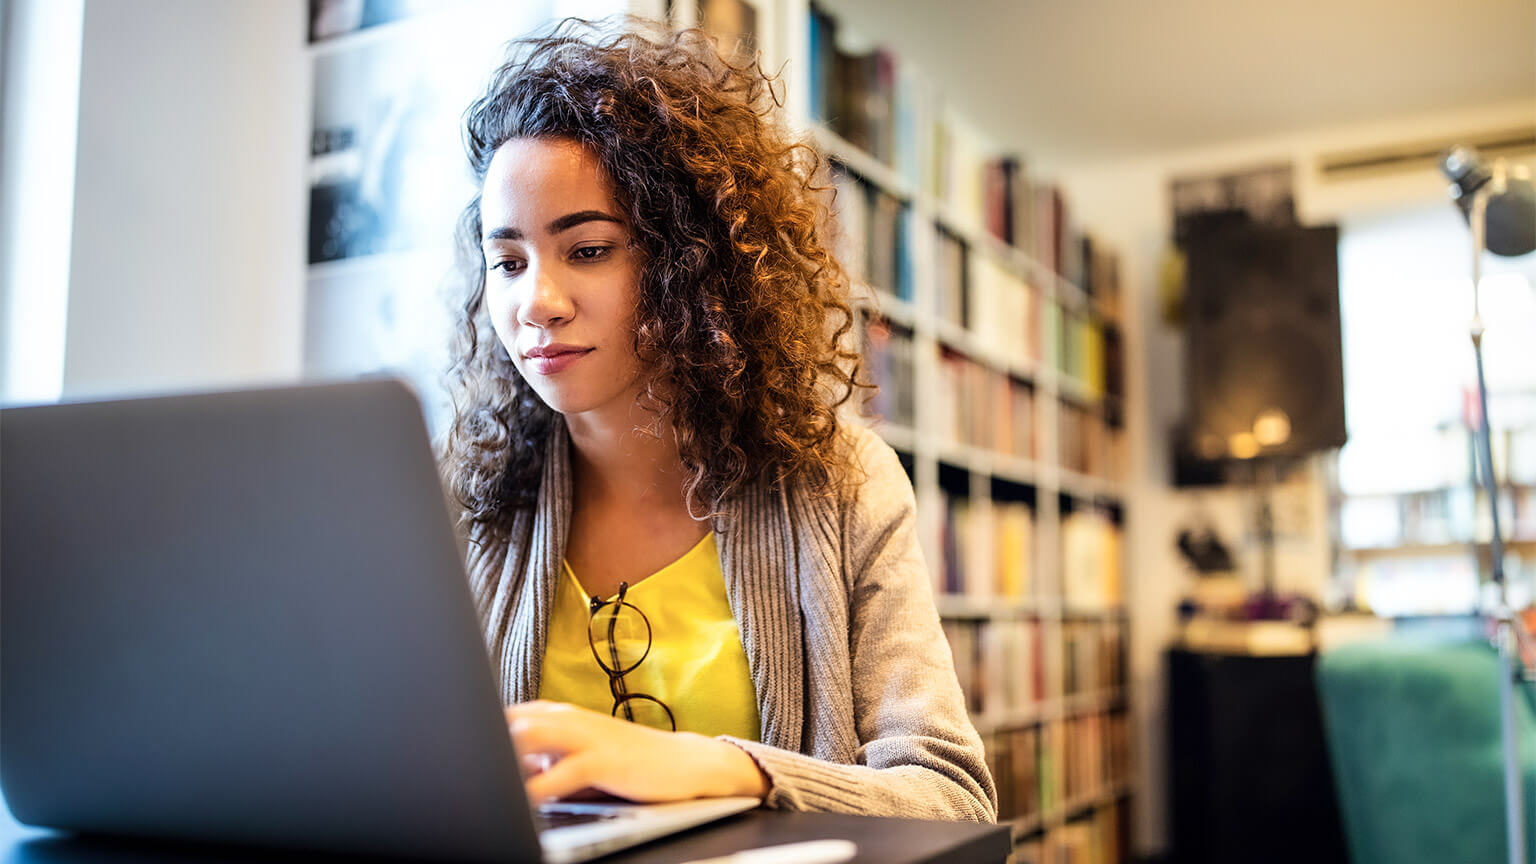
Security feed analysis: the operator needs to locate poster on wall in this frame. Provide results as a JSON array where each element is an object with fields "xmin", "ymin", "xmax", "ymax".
[
  {"xmin": 1168, "ymin": 162, "xmax": 1296, "ymax": 247},
  {"xmin": 309, "ymin": 0, "xmax": 444, "ymax": 43},
  {"xmin": 304, "ymin": 3, "xmax": 564, "ymax": 427},
  {"xmin": 307, "ymin": 27, "xmax": 474, "ymax": 264}
]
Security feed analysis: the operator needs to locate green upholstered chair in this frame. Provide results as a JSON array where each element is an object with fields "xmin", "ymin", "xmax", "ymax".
[{"xmin": 1316, "ymin": 635, "xmax": 1536, "ymax": 864}]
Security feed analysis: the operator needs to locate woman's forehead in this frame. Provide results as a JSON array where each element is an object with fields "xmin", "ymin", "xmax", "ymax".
[{"xmin": 482, "ymin": 137, "xmax": 616, "ymax": 219}]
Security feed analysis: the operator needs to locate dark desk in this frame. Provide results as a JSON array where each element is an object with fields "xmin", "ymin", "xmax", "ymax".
[
  {"xmin": 1168, "ymin": 648, "xmax": 1349, "ymax": 864},
  {"xmin": 0, "ymin": 803, "xmax": 1009, "ymax": 864}
]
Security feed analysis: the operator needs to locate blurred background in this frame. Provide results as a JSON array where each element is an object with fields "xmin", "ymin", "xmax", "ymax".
[{"xmin": 2, "ymin": 1, "xmax": 1534, "ymax": 862}]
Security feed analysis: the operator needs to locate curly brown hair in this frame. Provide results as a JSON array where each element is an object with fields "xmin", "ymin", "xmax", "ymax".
[{"xmin": 443, "ymin": 17, "xmax": 867, "ymax": 542}]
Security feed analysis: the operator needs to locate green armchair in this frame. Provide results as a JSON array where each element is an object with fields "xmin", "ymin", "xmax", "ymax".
[{"xmin": 1316, "ymin": 635, "xmax": 1536, "ymax": 863}]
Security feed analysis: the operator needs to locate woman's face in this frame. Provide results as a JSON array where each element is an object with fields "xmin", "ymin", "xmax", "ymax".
[{"xmin": 479, "ymin": 137, "xmax": 647, "ymax": 422}]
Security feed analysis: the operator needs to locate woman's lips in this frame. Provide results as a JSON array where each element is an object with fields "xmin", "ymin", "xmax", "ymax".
[{"xmin": 527, "ymin": 348, "xmax": 593, "ymax": 375}]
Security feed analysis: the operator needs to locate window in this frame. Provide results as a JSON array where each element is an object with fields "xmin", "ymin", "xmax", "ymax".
[{"xmin": 1334, "ymin": 202, "xmax": 1536, "ymax": 616}]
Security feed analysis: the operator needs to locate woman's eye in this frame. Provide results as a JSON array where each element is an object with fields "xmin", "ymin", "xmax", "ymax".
[
  {"xmin": 489, "ymin": 259, "xmax": 525, "ymax": 276},
  {"xmin": 571, "ymin": 245, "xmax": 611, "ymax": 262}
]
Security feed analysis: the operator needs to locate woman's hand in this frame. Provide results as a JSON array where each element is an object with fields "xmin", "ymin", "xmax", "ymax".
[{"xmin": 505, "ymin": 701, "xmax": 770, "ymax": 806}]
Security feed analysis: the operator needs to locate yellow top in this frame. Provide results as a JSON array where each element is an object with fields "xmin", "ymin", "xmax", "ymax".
[{"xmin": 538, "ymin": 532, "xmax": 761, "ymax": 741}]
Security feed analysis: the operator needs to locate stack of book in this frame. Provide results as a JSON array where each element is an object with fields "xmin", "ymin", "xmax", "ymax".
[
  {"xmin": 1060, "ymin": 508, "xmax": 1124, "ymax": 610},
  {"xmin": 968, "ymin": 251, "xmax": 1038, "ymax": 367},
  {"xmin": 1105, "ymin": 711, "xmax": 1131, "ymax": 789},
  {"xmin": 1060, "ymin": 398, "xmax": 1125, "ymax": 480},
  {"xmin": 1062, "ymin": 711, "xmax": 1105, "ymax": 801},
  {"xmin": 1062, "ymin": 619, "xmax": 1126, "ymax": 698},
  {"xmin": 942, "ymin": 617, "xmax": 983, "ymax": 715},
  {"xmin": 806, "ymin": 3, "xmax": 916, "ymax": 174},
  {"xmin": 929, "ymin": 112, "xmax": 990, "ymax": 231},
  {"xmin": 1054, "ymin": 307, "xmax": 1105, "ymax": 395},
  {"xmin": 1099, "ymin": 620, "xmax": 1126, "ymax": 693},
  {"xmin": 1058, "ymin": 399, "xmax": 1087, "ymax": 476},
  {"xmin": 982, "ymin": 726, "xmax": 1044, "ymax": 823},
  {"xmin": 1079, "ymin": 233, "xmax": 1122, "ymax": 312},
  {"xmin": 931, "ymin": 116, "xmax": 1078, "ymax": 275},
  {"xmin": 1033, "ymin": 185, "xmax": 1069, "ymax": 278},
  {"xmin": 935, "ymin": 350, "xmax": 1037, "ymax": 456},
  {"xmin": 936, "ymin": 492, "xmax": 1037, "ymax": 601},
  {"xmin": 945, "ymin": 617, "xmax": 1046, "ymax": 718},
  {"xmin": 829, "ymin": 164, "xmax": 912, "ymax": 301},
  {"xmin": 1062, "ymin": 620, "xmax": 1114, "ymax": 697},
  {"xmin": 1103, "ymin": 323, "xmax": 1125, "ymax": 426},
  {"xmin": 938, "ymin": 493, "xmax": 985, "ymax": 595},
  {"xmin": 933, "ymin": 226, "xmax": 969, "ymax": 327},
  {"xmin": 859, "ymin": 316, "xmax": 914, "ymax": 427},
  {"xmin": 993, "ymin": 500, "xmax": 1035, "ymax": 597},
  {"xmin": 934, "ymin": 349, "xmax": 980, "ymax": 448},
  {"xmin": 983, "ymin": 156, "xmax": 1035, "ymax": 252},
  {"xmin": 1014, "ymin": 802, "xmax": 1125, "ymax": 864},
  {"xmin": 1003, "ymin": 377, "xmax": 1036, "ymax": 460}
]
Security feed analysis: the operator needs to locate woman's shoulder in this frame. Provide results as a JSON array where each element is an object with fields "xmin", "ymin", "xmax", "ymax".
[
  {"xmin": 827, "ymin": 421, "xmax": 915, "ymax": 522},
  {"xmin": 835, "ymin": 420, "xmax": 905, "ymax": 482},
  {"xmin": 458, "ymin": 508, "xmax": 534, "ymax": 582}
]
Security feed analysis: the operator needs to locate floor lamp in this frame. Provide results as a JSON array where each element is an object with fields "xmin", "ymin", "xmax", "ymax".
[{"xmin": 1441, "ymin": 145, "xmax": 1536, "ymax": 864}]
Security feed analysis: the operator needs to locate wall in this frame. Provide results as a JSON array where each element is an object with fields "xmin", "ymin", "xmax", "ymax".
[
  {"xmin": 0, "ymin": 0, "xmax": 309, "ymax": 405},
  {"xmin": 59, "ymin": 0, "xmax": 309, "ymax": 399},
  {"xmin": 1049, "ymin": 98, "xmax": 1536, "ymax": 855},
  {"xmin": 1, "ymin": 0, "xmax": 83, "ymax": 403}
]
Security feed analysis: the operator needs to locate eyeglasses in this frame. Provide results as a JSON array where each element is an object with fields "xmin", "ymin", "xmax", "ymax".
[{"xmin": 587, "ymin": 581, "xmax": 676, "ymax": 732}]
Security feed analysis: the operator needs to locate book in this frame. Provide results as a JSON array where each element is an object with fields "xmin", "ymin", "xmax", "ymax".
[
  {"xmin": 933, "ymin": 226, "xmax": 968, "ymax": 327},
  {"xmin": 1061, "ymin": 508, "xmax": 1123, "ymax": 610},
  {"xmin": 806, "ymin": 4, "xmax": 836, "ymax": 125},
  {"xmin": 994, "ymin": 501, "xmax": 1034, "ymax": 598},
  {"xmin": 860, "ymin": 317, "xmax": 914, "ymax": 427}
]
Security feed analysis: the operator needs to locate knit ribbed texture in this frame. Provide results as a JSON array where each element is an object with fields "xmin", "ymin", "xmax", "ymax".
[{"xmin": 464, "ymin": 419, "xmax": 997, "ymax": 823}]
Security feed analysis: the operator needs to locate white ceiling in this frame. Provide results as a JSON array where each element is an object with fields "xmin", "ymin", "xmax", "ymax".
[{"xmin": 814, "ymin": 0, "xmax": 1536, "ymax": 166}]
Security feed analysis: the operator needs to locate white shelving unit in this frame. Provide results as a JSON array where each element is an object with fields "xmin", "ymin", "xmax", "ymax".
[{"xmin": 765, "ymin": 0, "xmax": 1133, "ymax": 855}]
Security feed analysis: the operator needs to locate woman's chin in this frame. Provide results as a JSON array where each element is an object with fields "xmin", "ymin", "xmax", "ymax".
[{"xmin": 529, "ymin": 386, "xmax": 610, "ymax": 419}]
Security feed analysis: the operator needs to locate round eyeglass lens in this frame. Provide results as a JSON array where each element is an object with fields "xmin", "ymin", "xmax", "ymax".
[
  {"xmin": 587, "ymin": 599, "xmax": 652, "ymax": 676},
  {"xmin": 612, "ymin": 693, "xmax": 676, "ymax": 731}
]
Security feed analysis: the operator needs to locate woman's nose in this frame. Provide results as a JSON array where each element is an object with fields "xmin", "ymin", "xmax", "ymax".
[{"xmin": 516, "ymin": 260, "xmax": 574, "ymax": 329}]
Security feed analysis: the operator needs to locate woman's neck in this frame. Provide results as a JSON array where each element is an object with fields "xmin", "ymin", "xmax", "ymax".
[{"xmin": 564, "ymin": 408, "xmax": 693, "ymax": 516}]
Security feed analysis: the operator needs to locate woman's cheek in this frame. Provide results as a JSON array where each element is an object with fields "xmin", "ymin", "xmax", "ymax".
[{"xmin": 484, "ymin": 291, "xmax": 517, "ymax": 359}]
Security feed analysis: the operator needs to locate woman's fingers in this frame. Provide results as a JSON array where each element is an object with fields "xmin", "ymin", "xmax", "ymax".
[
  {"xmin": 523, "ymin": 751, "xmax": 600, "ymax": 805},
  {"xmin": 520, "ymin": 752, "xmax": 554, "ymax": 777},
  {"xmin": 506, "ymin": 702, "xmax": 596, "ymax": 757}
]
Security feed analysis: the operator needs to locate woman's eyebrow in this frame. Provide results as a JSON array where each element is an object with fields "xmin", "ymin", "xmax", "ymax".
[
  {"xmin": 547, "ymin": 210, "xmax": 623, "ymax": 234},
  {"xmin": 483, "ymin": 210, "xmax": 623, "ymax": 243}
]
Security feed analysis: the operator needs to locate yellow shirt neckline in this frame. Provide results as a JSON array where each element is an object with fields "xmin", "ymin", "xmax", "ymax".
[{"xmin": 563, "ymin": 530, "xmax": 717, "ymax": 604}]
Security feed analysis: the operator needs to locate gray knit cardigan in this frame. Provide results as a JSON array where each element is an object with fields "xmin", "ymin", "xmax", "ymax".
[{"xmin": 462, "ymin": 418, "xmax": 997, "ymax": 822}]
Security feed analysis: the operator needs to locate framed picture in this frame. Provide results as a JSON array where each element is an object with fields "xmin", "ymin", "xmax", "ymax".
[{"xmin": 309, "ymin": 0, "xmax": 436, "ymax": 43}]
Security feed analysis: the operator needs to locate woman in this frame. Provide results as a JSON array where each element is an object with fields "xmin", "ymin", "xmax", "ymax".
[{"xmin": 442, "ymin": 18, "xmax": 995, "ymax": 822}]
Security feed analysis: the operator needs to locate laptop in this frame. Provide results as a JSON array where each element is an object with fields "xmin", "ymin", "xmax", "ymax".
[{"xmin": 0, "ymin": 379, "xmax": 758, "ymax": 863}]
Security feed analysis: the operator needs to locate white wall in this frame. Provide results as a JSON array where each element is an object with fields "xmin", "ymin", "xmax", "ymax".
[
  {"xmin": 58, "ymin": 0, "xmax": 309, "ymax": 399},
  {"xmin": 0, "ymin": 0, "xmax": 310, "ymax": 405},
  {"xmin": 1, "ymin": 0, "xmax": 83, "ymax": 403},
  {"xmin": 1050, "ymin": 98, "xmax": 1536, "ymax": 855}
]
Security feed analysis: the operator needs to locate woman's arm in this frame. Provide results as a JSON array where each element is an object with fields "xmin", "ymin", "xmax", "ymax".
[
  {"xmin": 505, "ymin": 701, "xmax": 767, "ymax": 805},
  {"xmin": 718, "ymin": 429, "xmax": 998, "ymax": 822}
]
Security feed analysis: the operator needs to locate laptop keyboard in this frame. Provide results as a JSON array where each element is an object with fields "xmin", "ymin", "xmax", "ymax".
[{"xmin": 536, "ymin": 809, "xmax": 621, "ymax": 831}]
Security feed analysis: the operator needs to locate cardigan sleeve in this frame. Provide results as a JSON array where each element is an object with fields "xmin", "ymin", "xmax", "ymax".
[{"xmin": 720, "ymin": 428, "xmax": 999, "ymax": 822}]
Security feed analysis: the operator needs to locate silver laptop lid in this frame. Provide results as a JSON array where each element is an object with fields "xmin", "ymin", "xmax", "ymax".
[{"xmin": 1, "ymin": 379, "xmax": 541, "ymax": 862}]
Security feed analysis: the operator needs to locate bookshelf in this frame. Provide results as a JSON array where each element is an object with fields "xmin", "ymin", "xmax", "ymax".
[
  {"xmin": 777, "ymin": 1, "xmax": 1134, "ymax": 858},
  {"xmin": 303, "ymin": 2, "xmax": 1135, "ymax": 856}
]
